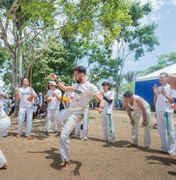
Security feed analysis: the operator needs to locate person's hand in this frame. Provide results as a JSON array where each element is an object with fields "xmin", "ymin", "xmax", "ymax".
[
  {"xmin": 153, "ymin": 84, "xmax": 158, "ymax": 93},
  {"xmin": 47, "ymin": 96, "xmax": 52, "ymax": 101},
  {"xmin": 15, "ymin": 87, "xmax": 20, "ymax": 94},
  {"xmin": 27, "ymin": 95, "xmax": 33, "ymax": 102},
  {"xmin": 100, "ymin": 91, "xmax": 104, "ymax": 96},
  {"xmin": 142, "ymin": 121, "xmax": 148, "ymax": 127},
  {"xmin": 95, "ymin": 107, "xmax": 104, "ymax": 113},
  {"xmin": 0, "ymin": 104, "xmax": 2, "ymax": 108},
  {"xmin": 171, "ymin": 103, "xmax": 176, "ymax": 110},
  {"xmin": 50, "ymin": 73, "xmax": 57, "ymax": 81},
  {"xmin": 130, "ymin": 119, "xmax": 135, "ymax": 126}
]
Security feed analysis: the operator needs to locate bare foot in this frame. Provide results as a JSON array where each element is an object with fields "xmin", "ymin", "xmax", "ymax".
[
  {"xmin": 55, "ymin": 131, "xmax": 61, "ymax": 137},
  {"xmin": 60, "ymin": 161, "xmax": 72, "ymax": 172},
  {"xmin": 0, "ymin": 164, "xmax": 8, "ymax": 169},
  {"xmin": 126, "ymin": 143, "xmax": 138, "ymax": 147},
  {"xmin": 169, "ymin": 154, "xmax": 176, "ymax": 159}
]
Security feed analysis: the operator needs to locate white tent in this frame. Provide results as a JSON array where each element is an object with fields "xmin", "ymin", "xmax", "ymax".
[{"xmin": 136, "ymin": 63, "xmax": 176, "ymax": 82}]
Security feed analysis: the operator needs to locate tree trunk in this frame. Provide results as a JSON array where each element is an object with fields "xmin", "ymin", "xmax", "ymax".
[
  {"xmin": 114, "ymin": 60, "xmax": 124, "ymax": 108},
  {"xmin": 11, "ymin": 55, "xmax": 19, "ymax": 117}
]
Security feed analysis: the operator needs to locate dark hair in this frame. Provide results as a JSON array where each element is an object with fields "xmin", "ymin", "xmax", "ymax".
[
  {"xmin": 102, "ymin": 81, "xmax": 111, "ymax": 90},
  {"xmin": 159, "ymin": 72, "xmax": 168, "ymax": 77},
  {"xmin": 123, "ymin": 91, "xmax": 133, "ymax": 98},
  {"xmin": 74, "ymin": 66, "xmax": 86, "ymax": 75}
]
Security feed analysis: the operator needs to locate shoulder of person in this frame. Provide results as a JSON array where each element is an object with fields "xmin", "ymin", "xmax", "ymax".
[
  {"xmin": 109, "ymin": 90, "xmax": 114, "ymax": 95},
  {"xmin": 56, "ymin": 89, "xmax": 62, "ymax": 94},
  {"xmin": 72, "ymin": 83, "xmax": 79, "ymax": 89},
  {"xmin": 86, "ymin": 81, "xmax": 96, "ymax": 88}
]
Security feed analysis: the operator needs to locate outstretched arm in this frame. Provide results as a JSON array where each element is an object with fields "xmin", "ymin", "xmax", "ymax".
[
  {"xmin": 95, "ymin": 93, "xmax": 105, "ymax": 113},
  {"xmin": 50, "ymin": 73, "xmax": 74, "ymax": 92}
]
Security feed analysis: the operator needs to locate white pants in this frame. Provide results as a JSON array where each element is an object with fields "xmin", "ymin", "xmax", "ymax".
[
  {"xmin": 0, "ymin": 150, "xmax": 8, "ymax": 168},
  {"xmin": 131, "ymin": 109, "xmax": 151, "ymax": 147},
  {"xmin": 46, "ymin": 109, "xmax": 59, "ymax": 132},
  {"xmin": 0, "ymin": 117, "xmax": 11, "ymax": 137},
  {"xmin": 101, "ymin": 113, "xmax": 116, "ymax": 143},
  {"xmin": 59, "ymin": 109, "xmax": 81, "ymax": 162},
  {"xmin": 18, "ymin": 107, "xmax": 33, "ymax": 136},
  {"xmin": 0, "ymin": 117, "xmax": 11, "ymax": 168},
  {"xmin": 156, "ymin": 111, "xmax": 176, "ymax": 154},
  {"xmin": 74, "ymin": 109, "xmax": 89, "ymax": 139}
]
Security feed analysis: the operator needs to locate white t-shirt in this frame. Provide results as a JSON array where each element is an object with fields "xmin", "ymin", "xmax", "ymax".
[
  {"xmin": 155, "ymin": 84, "xmax": 176, "ymax": 113},
  {"xmin": 68, "ymin": 81, "xmax": 99, "ymax": 115},
  {"xmin": 47, "ymin": 89, "xmax": 62, "ymax": 110},
  {"xmin": 19, "ymin": 87, "xmax": 36, "ymax": 108},
  {"xmin": 103, "ymin": 90, "xmax": 114, "ymax": 114}
]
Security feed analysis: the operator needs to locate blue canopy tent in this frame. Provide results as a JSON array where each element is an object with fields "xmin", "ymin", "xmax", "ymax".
[{"xmin": 135, "ymin": 64, "xmax": 176, "ymax": 110}]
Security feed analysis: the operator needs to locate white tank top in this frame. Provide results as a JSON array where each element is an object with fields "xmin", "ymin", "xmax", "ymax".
[{"xmin": 128, "ymin": 95, "xmax": 149, "ymax": 111}]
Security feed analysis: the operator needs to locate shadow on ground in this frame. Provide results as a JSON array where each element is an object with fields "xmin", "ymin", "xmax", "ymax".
[
  {"xmin": 28, "ymin": 147, "xmax": 82, "ymax": 176},
  {"xmin": 145, "ymin": 155, "xmax": 176, "ymax": 166}
]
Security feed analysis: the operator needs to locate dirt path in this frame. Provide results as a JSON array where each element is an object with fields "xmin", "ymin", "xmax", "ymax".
[{"xmin": 0, "ymin": 111, "xmax": 176, "ymax": 180}]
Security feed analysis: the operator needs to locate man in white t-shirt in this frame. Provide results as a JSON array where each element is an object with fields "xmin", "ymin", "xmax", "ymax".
[
  {"xmin": 16, "ymin": 78, "xmax": 37, "ymax": 140},
  {"xmin": 50, "ymin": 66, "xmax": 104, "ymax": 171},
  {"xmin": 45, "ymin": 81, "xmax": 62, "ymax": 136},
  {"xmin": 101, "ymin": 81, "xmax": 116, "ymax": 143},
  {"xmin": 153, "ymin": 72, "xmax": 176, "ymax": 158}
]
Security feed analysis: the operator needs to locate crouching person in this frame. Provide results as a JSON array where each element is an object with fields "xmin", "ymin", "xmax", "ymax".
[{"xmin": 123, "ymin": 91, "xmax": 151, "ymax": 148}]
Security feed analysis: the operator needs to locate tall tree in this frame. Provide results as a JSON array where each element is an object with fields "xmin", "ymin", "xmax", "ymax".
[
  {"xmin": 0, "ymin": 0, "xmax": 56, "ymax": 89},
  {"xmin": 143, "ymin": 51, "xmax": 176, "ymax": 75},
  {"xmin": 88, "ymin": 1, "xmax": 159, "ymax": 105},
  {"xmin": 32, "ymin": 42, "xmax": 75, "ymax": 94}
]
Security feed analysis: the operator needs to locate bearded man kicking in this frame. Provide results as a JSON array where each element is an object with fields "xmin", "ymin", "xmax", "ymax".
[{"xmin": 51, "ymin": 66, "xmax": 104, "ymax": 171}]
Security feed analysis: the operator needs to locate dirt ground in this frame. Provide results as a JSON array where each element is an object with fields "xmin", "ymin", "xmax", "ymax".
[{"xmin": 0, "ymin": 110, "xmax": 176, "ymax": 180}]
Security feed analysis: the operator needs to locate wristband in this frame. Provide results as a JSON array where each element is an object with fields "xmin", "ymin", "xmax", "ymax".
[{"xmin": 54, "ymin": 79, "xmax": 59, "ymax": 84}]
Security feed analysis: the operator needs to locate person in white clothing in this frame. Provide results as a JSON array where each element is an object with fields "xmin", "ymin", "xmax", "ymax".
[
  {"xmin": 153, "ymin": 72, "xmax": 176, "ymax": 158},
  {"xmin": 45, "ymin": 81, "xmax": 62, "ymax": 136},
  {"xmin": 0, "ymin": 89, "xmax": 8, "ymax": 136},
  {"xmin": 101, "ymin": 81, "xmax": 116, "ymax": 143},
  {"xmin": 74, "ymin": 105, "xmax": 89, "ymax": 140},
  {"xmin": 0, "ymin": 103, "xmax": 11, "ymax": 169},
  {"xmin": 168, "ymin": 75, "xmax": 176, "ymax": 110},
  {"xmin": 123, "ymin": 91, "xmax": 151, "ymax": 148},
  {"xmin": 16, "ymin": 78, "xmax": 37, "ymax": 140},
  {"xmin": 50, "ymin": 66, "xmax": 104, "ymax": 171}
]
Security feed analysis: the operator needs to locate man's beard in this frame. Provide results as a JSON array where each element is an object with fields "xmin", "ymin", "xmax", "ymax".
[{"xmin": 76, "ymin": 80, "xmax": 81, "ymax": 83}]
